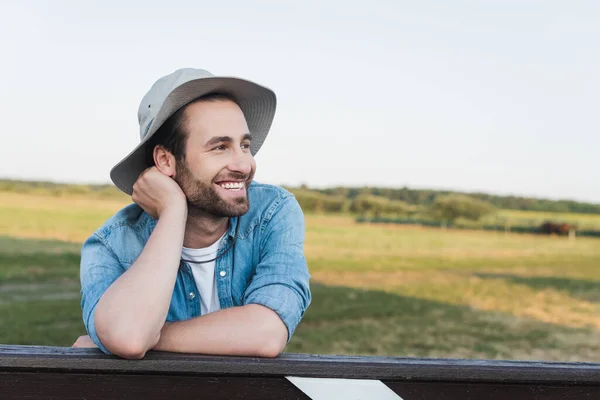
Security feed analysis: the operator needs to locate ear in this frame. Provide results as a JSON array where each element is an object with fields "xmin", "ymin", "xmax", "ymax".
[{"xmin": 153, "ymin": 146, "xmax": 177, "ymax": 177}]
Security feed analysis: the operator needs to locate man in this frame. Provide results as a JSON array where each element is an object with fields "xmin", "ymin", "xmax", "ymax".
[{"xmin": 74, "ymin": 68, "xmax": 311, "ymax": 359}]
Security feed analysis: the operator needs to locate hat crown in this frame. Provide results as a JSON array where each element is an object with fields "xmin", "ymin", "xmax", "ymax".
[{"xmin": 137, "ymin": 68, "xmax": 215, "ymax": 140}]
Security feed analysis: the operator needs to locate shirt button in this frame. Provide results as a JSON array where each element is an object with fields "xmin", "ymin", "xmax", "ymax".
[
  {"xmin": 219, "ymin": 271, "xmax": 226, "ymax": 277},
  {"xmin": 189, "ymin": 292, "xmax": 195, "ymax": 300}
]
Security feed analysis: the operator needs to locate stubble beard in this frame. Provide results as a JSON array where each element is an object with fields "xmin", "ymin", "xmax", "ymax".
[{"xmin": 175, "ymin": 161, "xmax": 251, "ymax": 218}]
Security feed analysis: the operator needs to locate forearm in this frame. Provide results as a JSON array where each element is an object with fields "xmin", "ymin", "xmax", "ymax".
[
  {"xmin": 95, "ymin": 207, "xmax": 187, "ymax": 358},
  {"xmin": 153, "ymin": 304, "xmax": 288, "ymax": 357}
]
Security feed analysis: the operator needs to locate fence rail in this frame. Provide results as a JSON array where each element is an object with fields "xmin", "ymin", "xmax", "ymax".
[{"xmin": 1, "ymin": 345, "xmax": 599, "ymax": 399}]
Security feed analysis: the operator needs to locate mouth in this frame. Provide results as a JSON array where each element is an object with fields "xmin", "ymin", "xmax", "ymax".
[{"xmin": 214, "ymin": 180, "xmax": 247, "ymax": 197}]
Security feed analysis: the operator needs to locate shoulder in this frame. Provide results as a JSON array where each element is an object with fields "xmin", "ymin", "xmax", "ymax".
[
  {"xmin": 244, "ymin": 182, "xmax": 304, "ymax": 236},
  {"xmin": 93, "ymin": 203, "xmax": 154, "ymax": 239},
  {"xmin": 248, "ymin": 181, "xmax": 294, "ymax": 201},
  {"xmin": 247, "ymin": 181, "xmax": 299, "ymax": 219},
  {"xmin": 82, "ymin": 203, "xmax": 154, "ymax": 261}
]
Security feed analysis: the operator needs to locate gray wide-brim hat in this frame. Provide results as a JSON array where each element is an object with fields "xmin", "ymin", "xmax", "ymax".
[{"xmin": 110, "ymin": 68, "xmax": 277, "ymax": 195}]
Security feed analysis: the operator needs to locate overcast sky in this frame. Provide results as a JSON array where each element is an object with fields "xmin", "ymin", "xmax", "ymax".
[{"xmin": 1, "ymin": 1, "xmax": 599, "ymax": 202}]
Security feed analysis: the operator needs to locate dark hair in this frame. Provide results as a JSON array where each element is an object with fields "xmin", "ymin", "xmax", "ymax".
[{"xmin": 144, "ymin": 92, "xmax": 238, "ymax": 167}]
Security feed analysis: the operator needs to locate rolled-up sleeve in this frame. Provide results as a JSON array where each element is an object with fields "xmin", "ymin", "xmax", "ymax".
[
  {"xmin": 80, "ymin": 233, "xmax": 124, "ymax": 355},
  {"xmin": 243, "ymin": 194, "xmax": 312, "ymax": 342}
]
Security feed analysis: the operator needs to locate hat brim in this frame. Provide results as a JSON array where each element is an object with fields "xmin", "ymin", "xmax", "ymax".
[{"xmin": 110, "ymin": 77, "xmax": 276, "ymax": 195}]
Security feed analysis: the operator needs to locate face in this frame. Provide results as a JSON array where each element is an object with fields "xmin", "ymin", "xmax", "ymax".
[{"xmin": 174, "ymin": 99, "xmax": 256, "ymax": 218}]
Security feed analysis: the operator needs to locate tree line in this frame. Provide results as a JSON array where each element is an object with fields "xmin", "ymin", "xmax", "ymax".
[
  {"xmin": 300, "ymin": 186, "xmax": 600, "ymax": 214},
  {"xmin": 287, "ymin": 188, "xmax": 496, "ymax": 224},
  {"xmin": 1, "ymin": 178, "xmax": 598, "ymax": 216}
]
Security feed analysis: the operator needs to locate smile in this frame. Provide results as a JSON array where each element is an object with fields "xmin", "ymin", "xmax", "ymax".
[{"xmin": 218, "ymin": 181, "xmax": 245, "ymax": 191}]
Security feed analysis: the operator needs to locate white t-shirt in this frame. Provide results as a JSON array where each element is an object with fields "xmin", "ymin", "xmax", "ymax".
[{"xmin": 181, "ymin": 235, "xmax": 225, "ymax": 316}]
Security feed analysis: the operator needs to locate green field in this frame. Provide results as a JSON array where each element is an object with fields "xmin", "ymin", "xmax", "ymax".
[
  {"xmin": 498, "ymin": 209, "xmax": 600, "ymax": 230},
  {"xmin": 1, "ymin": 191, "xmax": 599, "ymax": 361}
]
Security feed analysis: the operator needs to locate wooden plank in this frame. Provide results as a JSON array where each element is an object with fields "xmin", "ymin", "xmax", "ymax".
[
  {"xmin": 2, "ymin": 372, "xmax": 598, "ymax": 400},
  {"xmin": 385, "ymin": 381, "xmax": 600, "ymax": 400},
  {"xmin": 1, "ymin": 345, "xmax": 600, "ymax": 384},
  {"xmin": 0, "ymin": 372, "xmax": 312, "ymax": 400}
]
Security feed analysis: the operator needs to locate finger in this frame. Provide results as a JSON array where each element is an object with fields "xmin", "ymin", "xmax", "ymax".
[
  {"xmin": 155, "ymin": 167, "xmax": 173, "ymax": 178},
  {"xmin": 136, "ymin": 167, "xmax": 153, "ymax": 183},
  {"xmin": 143, "ymin": 166, "xmax": 157, "ymax": 178}
]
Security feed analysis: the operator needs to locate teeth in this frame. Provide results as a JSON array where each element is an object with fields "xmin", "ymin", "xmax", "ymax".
[{"xmin": 220, "ymin": 182, "xmax": 244, "ymax": 190}]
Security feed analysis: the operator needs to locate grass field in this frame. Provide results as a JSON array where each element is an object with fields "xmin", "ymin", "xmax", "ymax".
[
  {"xmin": 1, "ymin": 191, "xmax": 599, "ymax": 362},
  {"xmin": 498, "ymin": 209, "xmax": 600, "ymax": 230}
]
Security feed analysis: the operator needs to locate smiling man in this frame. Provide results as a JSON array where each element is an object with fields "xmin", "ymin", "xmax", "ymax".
[{"xmin": 75, "ymin": 68, "xmax": 311, "ymax": 359}]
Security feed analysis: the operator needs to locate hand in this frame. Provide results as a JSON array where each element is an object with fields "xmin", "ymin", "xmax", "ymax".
[
  {"xmin": 72, "ymin": 335, "xmax": 98, "ymax": 348},
  {"xmin": 132, "ymin": 167, "xmax": 187, "ymax": 219}
]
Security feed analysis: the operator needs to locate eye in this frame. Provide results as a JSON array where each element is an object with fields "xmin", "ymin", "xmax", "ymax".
[
  {"xmin": 241, "ymin": 143, "xmax": 251, "ymax": 150},
  {"xmin": 213, "ymin": 145, "xmax": 226, "ymax": 151}
]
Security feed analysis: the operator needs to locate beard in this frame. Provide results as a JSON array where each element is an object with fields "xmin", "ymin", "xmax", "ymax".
[{"xmin": 174, "ymin": 161, "xmax": 251, "ymax": 218}]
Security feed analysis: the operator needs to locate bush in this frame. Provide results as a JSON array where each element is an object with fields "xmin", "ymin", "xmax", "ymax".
[
  {"xmin": 350, "ymin": 195, "xmax": 389, "ymax": 217},
  {"xmin": 429, "ymin": 194, "xmax": 496, "ymax": 223}
]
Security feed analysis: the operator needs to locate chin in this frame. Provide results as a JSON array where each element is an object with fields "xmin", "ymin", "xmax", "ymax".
[
  {"xmin": 226, "ymin": 200, "xmax": 250, "ymax": 217},
  {"xmin": 201, "ymin": 196, "xmax": 250, "ymax": 218}
]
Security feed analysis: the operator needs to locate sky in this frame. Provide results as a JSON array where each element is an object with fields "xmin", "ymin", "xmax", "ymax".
[{"xmin": 1, "ymin": 0, "xmax": 599, "ymax": 202}]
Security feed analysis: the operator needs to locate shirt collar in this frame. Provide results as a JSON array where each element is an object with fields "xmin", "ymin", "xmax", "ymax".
[{"xmin": 143, "ymin": 211, "xmax": 239, "ymax": 242}]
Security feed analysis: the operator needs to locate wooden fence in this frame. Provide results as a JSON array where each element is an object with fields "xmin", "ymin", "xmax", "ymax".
[{"xmin": 1, "ymin": 345, "xmax": 599, "ymax": 399}]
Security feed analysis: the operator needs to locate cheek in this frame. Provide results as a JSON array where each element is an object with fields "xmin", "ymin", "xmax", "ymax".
[
  {"xmin": 185, "ymin": 155, "xmax": 222, "ymax": 181},
  {"xmin": 198, "ymin": 168, "xmax": 221, "ymax": 184},
  {"xmin": 185, "ymin": 160, "xmax": 218, "ymax": 184}
]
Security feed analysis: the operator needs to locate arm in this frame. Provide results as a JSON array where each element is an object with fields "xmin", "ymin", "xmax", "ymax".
[
  {"xmin": 93, "ymin": 206, "xmax": 186, "ymax": 359},
  {"xmin": 153, "ymin": 304, "xmax": 287, "ymax": 357},
  {"xmin": 153, "ymin": 194, "xmax": 311, "ymax": 357},
  {"xmin": 81, "ymin": 167, "xmax": 187, "ymax": 359},
  {"xmin": 75, "ymin": 304, "xmax": 287, "ymax": 357},
  {"xmin": 76, "ymin": 303, "xmax": 288, "ymax": 357}
]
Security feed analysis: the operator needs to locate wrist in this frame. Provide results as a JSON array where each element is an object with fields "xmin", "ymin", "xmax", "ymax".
[{"xmin": 160, "ymin": 203, "xmax": 187, "ymax": 221}]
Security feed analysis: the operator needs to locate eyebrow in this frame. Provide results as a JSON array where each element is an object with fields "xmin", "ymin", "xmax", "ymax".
[{"xmin": 205, "ymin": 133, "xmax": 252, "ymax": 148}]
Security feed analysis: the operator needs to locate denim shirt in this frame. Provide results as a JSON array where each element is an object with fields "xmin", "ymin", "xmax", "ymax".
[{"xmin": 79, "ymin": 182, "xmax": 311, "ymax": 355}]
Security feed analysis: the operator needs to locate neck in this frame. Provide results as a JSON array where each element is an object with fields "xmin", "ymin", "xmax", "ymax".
[{"xmin": 183, "ymin": 207, "xmax": 229, "ymax": 249}]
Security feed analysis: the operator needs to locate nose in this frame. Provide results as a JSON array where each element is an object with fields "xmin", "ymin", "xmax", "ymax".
[{"xmin": 227, "ymin": 147, "xmax": 253, "ymax": 175}]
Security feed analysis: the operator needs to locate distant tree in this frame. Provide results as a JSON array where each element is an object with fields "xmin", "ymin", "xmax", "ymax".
[
  {"xmin": 322, "ymin": 196, "xmax": 347, "ymax": 213},
  {"xmin": 429, "ymin": 194, "xmax": 496, "ymax": 224},
  {"xmin": 290, "ymin": 189, "xmax": 347, "ymax": 214},
  {"xmin": 331, "ymin": 187, "xmax": 349, "ymax": 198},
  {"xmin": 384, "ymin": 199, "xmax": 413, "ymax": 217},
  {"xmin": 349, "ymin": 195, "xmax": 368, "ymax": 216},
  {"xmin": 349, "ymin": 194, "xmax": 389, "ymax": 217},
  {"xmin": 291, "ymin": 190, "xmax": 325, "ymax": 213},
  {"xmin": 359, "ymin": 186, "xmax": 372, "ymax": 196}
]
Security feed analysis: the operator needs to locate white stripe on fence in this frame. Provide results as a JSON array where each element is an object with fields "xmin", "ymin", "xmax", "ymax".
[{"xmin": 286, "ymin": 376, "xmax": 403, "ymax": 400}]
